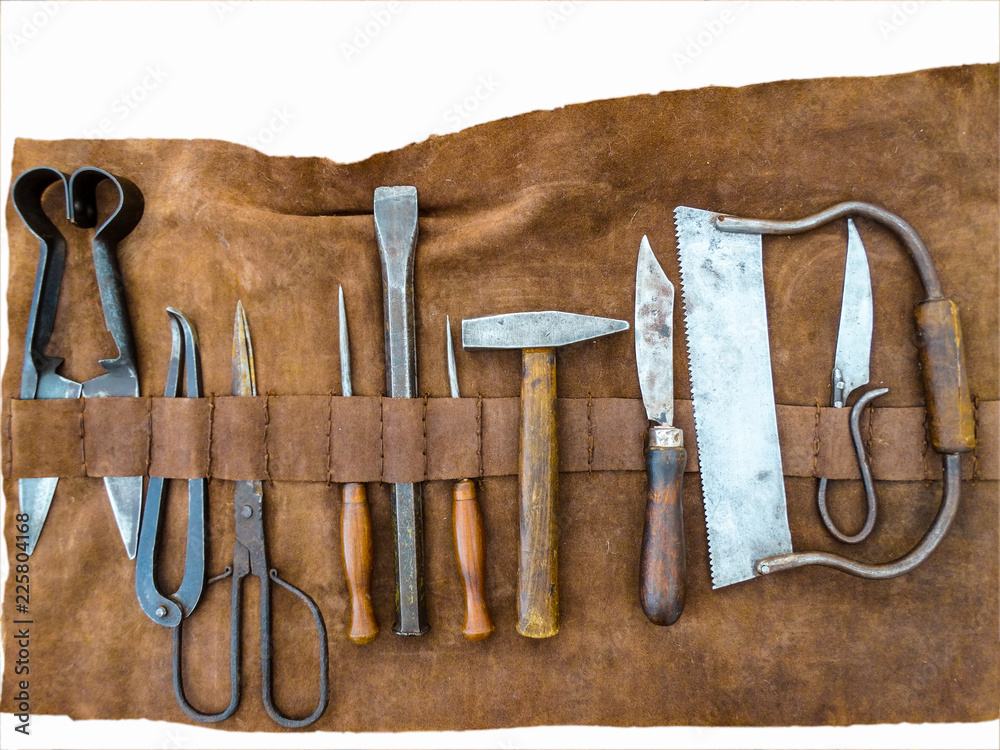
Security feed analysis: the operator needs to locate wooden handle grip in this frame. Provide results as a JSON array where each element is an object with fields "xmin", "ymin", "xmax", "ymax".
[
  {"xmin": 518, "ymin": 348, "xmax": 559, "ymax": 638},
  {"xmin": 341, "ymin": 482, "xmax": 379, "ymax": 644},
  {"xmin": 915, "ymin": 299, "xmax": 976, "ymax": 454},
  {"xmin": 639, "ymin": 439, "xmax": 687, "ymax": 626},
  {"xmin": 453, "ymin": 479, "xmax": 495, "ymax": 641}
]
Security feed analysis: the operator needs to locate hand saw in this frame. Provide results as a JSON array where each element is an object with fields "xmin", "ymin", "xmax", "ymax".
[{"xmin": 675, "ymin": 202, "xmax": 975, "ymax": 587}]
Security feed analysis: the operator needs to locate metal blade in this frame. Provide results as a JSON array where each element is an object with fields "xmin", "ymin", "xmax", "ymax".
[
  {"xmin": 339, "ymin": 286, "xmax": 352, "ymax": 397},
  {"xmin": 635, "ymin": 235, "xmax": 675, "ymax": 426},
  {"xmin": 104, "ymin": 475, "xmax": 143, "ymax": 559},
  {"xmin": 462, "ymin": 311, "xmax": 628, "ymax": 350},
  {"xmin": 674, "ymin": 206, "xmax": 792, "ymax": 588},
  {"xmin": 35, "ymin": 357, "xmax": 83, "ymax": 399},
  {"xmin": 233, "ymin": 300, "xmax": 257, "ymax": 397},
  {"xmin": 18, "ymin": 477, "xmax": 58, "ymax": 556},
  {"xmin": 831, "ymin": 219, "xmax": 873, "ymax": 406},
  {"xmin": 446, "ymin": 316, "xmax": 460, "ymax": 399}
]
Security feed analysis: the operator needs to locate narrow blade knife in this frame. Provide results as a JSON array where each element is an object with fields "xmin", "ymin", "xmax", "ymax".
[{"xmin": 635, "ymin": 235, "xmax": 687, "ymax": 625}]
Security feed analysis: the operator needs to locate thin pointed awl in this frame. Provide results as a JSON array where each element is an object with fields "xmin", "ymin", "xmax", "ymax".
[
  {"xmin": 339, "ymin": 286, "xmax": 352, "ymax": 397},
  {"xmin": 446, "ymin": 315, "xmax": 460, "ymax": 399}
]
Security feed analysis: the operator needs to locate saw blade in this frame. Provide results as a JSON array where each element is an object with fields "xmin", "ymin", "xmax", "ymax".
[{"xmin": 674, "ymin": 206, "xmax": 792, "ymax": 588}]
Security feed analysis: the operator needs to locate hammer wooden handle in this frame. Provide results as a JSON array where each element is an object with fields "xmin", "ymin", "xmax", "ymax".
[
  {"xmin": 453, "ymin": 479, "xmax": 494, "ymax": 640},
  {"xmin": 639, "ymin": 441, "xmax": 687, "ymax": 626},
  {"xmin": 518, "ymin": 347, "xmax": 560, "ymax": 638},
  {"xmin": 341, "ymin": 482, "xmax": 379, "ymax": 644}
]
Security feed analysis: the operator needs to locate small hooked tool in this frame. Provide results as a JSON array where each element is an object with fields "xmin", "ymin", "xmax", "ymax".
[
  {"xmin": 816, "ymin": 219, "xmax": 888, "ymax": 543},
  {"xmin": 135, "ymin": 308, "xmax": 206, "ymax": 626},
  {"xmin": 12, "ymin": 166, "xmax": 144, "ymax": 558},
  {"xmin": 172, "ymin": 302, "xmax": 330, "ymax": 728}
]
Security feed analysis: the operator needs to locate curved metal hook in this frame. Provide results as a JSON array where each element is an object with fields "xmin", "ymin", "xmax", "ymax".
[
  {"xmin": 759, "ymin": 453, "xmax": 961, "ymax": 578},
  {"xmin": 260, "ymin": 569, "xmax": 330, "ymax": 729},
  {"xmin": 816, "ymin": 387, "xmax": 889, "ymax": 543}
]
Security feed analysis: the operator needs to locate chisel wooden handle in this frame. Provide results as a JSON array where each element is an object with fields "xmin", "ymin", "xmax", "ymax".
[
  {"xmin": 639, "ymin": 428, "xmax": 686, "ymax": 626},
  {"xmin": 518, "ymin": 347, "xmax": 559, "ymax": 638},
  {"xmin": 453, "ymin": 479, "xmax": 495, "ymax": 641},
  {"xmin": 341, "ymin": 482, "xmax": 379, "ymax": 644}
]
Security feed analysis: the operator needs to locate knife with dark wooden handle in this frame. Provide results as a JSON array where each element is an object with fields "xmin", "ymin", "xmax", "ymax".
[{"xmin": 635, "ymin": 236, "xmax": 686, "ymax": 625}]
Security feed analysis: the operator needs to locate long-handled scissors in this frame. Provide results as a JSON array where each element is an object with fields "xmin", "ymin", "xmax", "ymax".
[
  {"xmin": 172, "ymin": 301, "xmax": 330, "ymax": 729},
  {"xmin": 12, "ymin": 166, "xmax": 144, "ymax": 558}
]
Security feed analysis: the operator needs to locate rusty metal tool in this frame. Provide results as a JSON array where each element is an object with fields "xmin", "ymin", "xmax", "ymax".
[
  {"xmin": 446, "ymin": 316, "xmax": 494, "ymax": 641},
  {"xmin": 12, "ymin": 165, "xmax": 144, "ymax": 558},
  {"xmin": 676, "ymin": 202, "xmax": 974, "ymax": 586},
  {"xmin": 462, "ymin": 310, "xmax": 628, "ymax": 638},
  {"xmin": 339, "ymin": 285, "xmax": 379, "ymax": 644},
  {"xmin": 635, "ymin": 236, "xmax": 686, "ymax": 626},
  {"xmin": 172, "ymin": 301, "xmax": 329, "ymax": 728},
  {"xmin": 374, "ymin": 185, "xmax": 428, "ymax": 636},
  {"xmin": 816, "ymin": 219, "xmax": 888, "ymax": 543},
  {"xmin": 135, "ymin": 308, "xmax": 206, "ymax": 626}
]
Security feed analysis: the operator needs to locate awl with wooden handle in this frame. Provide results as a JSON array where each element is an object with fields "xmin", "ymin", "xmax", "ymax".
[
  {"xmin": 635, "ymin": 236, "xmax": 686, "ymax": 625},
  {"xmin": 446, "ymin": 316, "xmax": 494, "ymax": 641},
  {"xmin": 339, "ymin": 285, "xmax": 379, "ymax": 644}
]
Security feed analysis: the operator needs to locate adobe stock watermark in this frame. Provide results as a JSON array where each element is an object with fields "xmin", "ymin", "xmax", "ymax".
[
  {"xmin": 5, "ymin": 1, "xmax": 65, "ymax": 53},
  {"xmin": 213, "ymin": 0, "xmax": 246, "ymax": 21},
  {"xmin": 81, "ymin": 65, "xmax": 169, "ymax": 138},
  {"xmin": 546, "ymin": 0, "xmax": 582, "ymax": 30},
  {"xmin": 443, "ymin": 75, "xmax": 501, "ymax": 129},
  {"xmin": 672, "ymin": 1, "xmax": 752, "ymax": 71},
  {"xmin": 245, "ymin": 106, "xmax": 295, "ymax": 151},
  {"xmin": 341, "ymin": 2, "xmax": 404, "ymax": 64},
  {"xmin": 878, "ymin": 2, "xmax": 924, "ymax": 39}
]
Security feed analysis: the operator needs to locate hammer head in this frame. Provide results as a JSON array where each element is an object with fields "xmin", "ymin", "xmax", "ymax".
[{"xmin": 462, "ymin": 311, "xmax": 628, "ymax": 350}]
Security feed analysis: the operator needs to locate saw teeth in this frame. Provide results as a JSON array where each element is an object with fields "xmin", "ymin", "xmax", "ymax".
[{"xmin": 673, "ymin": 206, "xmax": 723, "ymax": 588}]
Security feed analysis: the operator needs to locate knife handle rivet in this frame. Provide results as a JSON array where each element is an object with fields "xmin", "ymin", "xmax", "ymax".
[
  {"xmin": 758, "ymin": 564, "xmax": 771, "ymax": 575},
  {"xmin": 241, "ymin": 505, "xmax": 253, "ymax": 519},
  {"xmin": 155, "ymin": 605, "xmax": 167, "ymax": 618}
]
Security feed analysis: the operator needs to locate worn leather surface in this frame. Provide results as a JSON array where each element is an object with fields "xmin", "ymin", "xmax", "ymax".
[{"xmin": 2, "ymin": 64, "xmax": 998, "ymax": 730}]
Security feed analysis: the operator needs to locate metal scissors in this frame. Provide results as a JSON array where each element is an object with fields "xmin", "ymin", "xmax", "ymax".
[
  {"xmin": 172, "ymin": 302, "xmax": 329, "ymax": 728},
  {"xmin": 135, "ymin": 308, "xmax": 206, "ymax": 626},
  {"xmin": 816, "ymin": 219, "xmax": 889, "ymax": 543},
  {"xmin": 12, "ymin": 166, "xmax": 144, "ymax": 558}
]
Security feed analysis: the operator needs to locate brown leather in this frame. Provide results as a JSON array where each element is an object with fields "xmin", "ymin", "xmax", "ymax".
[
  {"xmin": 8, "ymin": 395, "xmax": 1000, "ymax": 481},
  {"xmin": 2, "ymin": 64, "xmax": 998, "ymax": 730}
]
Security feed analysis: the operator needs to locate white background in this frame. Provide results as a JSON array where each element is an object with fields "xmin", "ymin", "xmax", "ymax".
[{"xmin": 1, "ymin": 1, "xmax": 998, "ymax": 748}]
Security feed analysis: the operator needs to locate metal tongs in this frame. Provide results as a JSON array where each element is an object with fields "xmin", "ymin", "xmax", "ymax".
[
  {"xmin": 715, "ymin": 202, "xmax": 976, "ymax": 579},
  {"xmin": 12, "ymin": 166, "xmax": 144, "ymax": 558},
  {"xmin": 135, "ymin": 308, "xmax": 206, "ymax": 626}
]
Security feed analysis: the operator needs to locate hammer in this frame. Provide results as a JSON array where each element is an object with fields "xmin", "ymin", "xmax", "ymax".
[{"xmin": 462, "ymin": 311, "xmax": 629, "ymax": 637}]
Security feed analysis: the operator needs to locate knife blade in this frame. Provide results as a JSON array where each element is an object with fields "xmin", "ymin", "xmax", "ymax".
[
  {"xmin": 816, "ymin": 219, "xmax": 885, "ymax": 544},
  {"xmin": 831, "ymin": 219, "xmax": 874, "ymax": 407},
  {"xmin": 635, "ymin": 235, "xmax": 687, "ymax": 625}
]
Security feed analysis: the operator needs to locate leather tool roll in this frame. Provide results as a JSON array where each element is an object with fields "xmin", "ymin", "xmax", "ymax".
[{"xmin": 2, "ymin": 64, "xmax": 998, "ymax": 731}]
